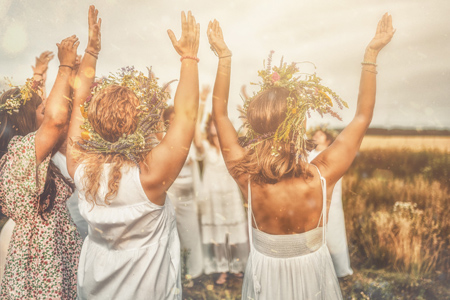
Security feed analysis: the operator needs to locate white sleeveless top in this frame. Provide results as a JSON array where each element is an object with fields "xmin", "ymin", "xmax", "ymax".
[
  {"xmin": 242, "ymin": 165, "xmax": 343, "ymax": 300},
  {"xmin": 75, "ymin": 164, "xmax": 181, "ymax": 300}
]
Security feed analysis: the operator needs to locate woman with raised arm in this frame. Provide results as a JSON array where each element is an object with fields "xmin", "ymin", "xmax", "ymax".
[
  {"xmin": 164, "ymin": 105, "xmax": 204, "ymax": 281},
  {"xmin": 0, "ymin": 50, "xmax": 55, "ymax": 283},
  {"xmin": 308, "ymin": 125, "xmax": 353, "ymax": 278},
  {"xmin": 66, "ymin": 7, "xmax": 199, "ymax": 299},
  {"xmin": 0, "ymin": 36, "xmax": 82, "ymax": 298},
  {"xmin": 0, "ymin": 53, "xmax": 88, "ymax": 284},
  {"xmin": 193, "ymin": 85, "xmax": 248, "ymax": 284},
  {"xmin": 208, "ymin": 14, "xmax": 395, "ymax": 299}
]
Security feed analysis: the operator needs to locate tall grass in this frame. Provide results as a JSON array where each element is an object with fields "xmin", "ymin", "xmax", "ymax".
[{"xmin": 343, "ymin": 149, "xmax": 449, "ymax": 276}]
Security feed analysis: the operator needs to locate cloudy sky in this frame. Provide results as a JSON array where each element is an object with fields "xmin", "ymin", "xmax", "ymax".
[{"xmin": 1, "ymin": 0, "xmax": 449, "ymax": 129}]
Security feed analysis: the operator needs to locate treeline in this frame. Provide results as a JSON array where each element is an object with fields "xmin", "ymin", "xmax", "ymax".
[{"xmin": 334, "ymin": 127, "xmax": 450, "ymax": 136}]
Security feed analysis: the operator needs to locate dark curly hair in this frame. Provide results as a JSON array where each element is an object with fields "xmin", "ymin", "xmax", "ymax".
[{"xmin": 0, "ymin": 88, "xmax": 74, "ymax": 220}]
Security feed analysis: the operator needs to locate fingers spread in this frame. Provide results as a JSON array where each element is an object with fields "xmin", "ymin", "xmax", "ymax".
[
  {"xmin": 181, "ymin": 11, "xmax": 187, "ymax": 32},
  {"xmin": 376, "ymin": 19, "xmax": 382, "ymax": 35},
  {"xmin": 167, "ymin": 29, "xmax": 178, "ymax": 46},
  {"xmin": 187, "ymin": 11, "xmax": 192, "ymax": 28}
]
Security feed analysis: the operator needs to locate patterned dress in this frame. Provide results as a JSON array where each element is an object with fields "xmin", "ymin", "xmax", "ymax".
[{"xmin": 0, "ymin": 132, "xmax": 82, "ymax": 299}]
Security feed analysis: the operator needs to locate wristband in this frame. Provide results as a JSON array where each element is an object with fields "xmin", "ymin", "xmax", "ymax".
[
  {"xmin": 180, "ymin": 56, "xmax": 200, "ymax": 63},
  {"xmin": 85, "ymin": 49, "xmax": 99, "ymax": 59},
  {"xmin": 363, "ymin": 68, "xmax": 378, "ymax": 74},
  {"xmin": 219, "ymin": 52, "xmax": 232, "ymax": 59},
  {"xmin": 59, "ymin": 65, "xmax": 74, "ymax": 70},
  {"xmin": 361, "ymin": 61, "xmax": 377, "ymax": 67}
]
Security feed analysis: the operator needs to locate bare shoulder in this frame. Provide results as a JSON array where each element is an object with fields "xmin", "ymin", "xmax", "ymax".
[{"xmin": 138, "ymin": 160, "xmax": 167, "ymax": 206}]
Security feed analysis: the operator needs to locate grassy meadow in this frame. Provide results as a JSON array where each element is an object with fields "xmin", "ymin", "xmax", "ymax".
[
  {"xmin": 338, "ymin": 137, "xmax": 449, "ymax": 299},
  {"xmin": 183, "ymin": 135, "xmax": 450, "ymax": 300},
  {"xmin": 1, "ymin": 135, "xmax": 449, "ymax": 299}
]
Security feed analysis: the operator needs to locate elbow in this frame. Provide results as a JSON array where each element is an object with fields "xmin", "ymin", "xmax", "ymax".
[
  {"xmin": 45, "ymin": 113, "xmax": 69, "ymax": 130},
  {"xmin": 353, "ymin": 114, "xmax": 372, "ymax": 129}
]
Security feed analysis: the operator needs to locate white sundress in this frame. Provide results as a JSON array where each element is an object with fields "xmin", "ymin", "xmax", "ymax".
[
  {"xmin": 199, "ymin": 141, "xmax": 249, "ymax": 274},
  {"xmin": 75, "ymin": 164, "xmax": 181, "ymax": 300},
  {"xmin": 309, "ymin": 149, "xmax": 353, "ymax": 277},
  {"xmin": 242, "ymin": 165, "xmax": 343, "ymax": 300},
  {"xmin": 167, "ymin": 146, "xmax": 203, "ymax": 278}
]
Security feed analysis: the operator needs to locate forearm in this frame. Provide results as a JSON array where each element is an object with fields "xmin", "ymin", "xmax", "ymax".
[
  {"xmin": 354, "ymin": 49, "xmax": 378, "ymax": 125},
  {"xmin": 212, "ymin": 57, "xmax": 231, "ymax": 119},
  {"xmin": 73, "ymin": 53, "xmax": 97, "ymax": 107},
  {"xmin": 193, "ymin": 101, "xmax": 205, "ymax": 151},
  {"xmin": 174, "ymin": 60, "xmax": 199, "ymax": 121},
  {"xmin": 44, "ymin": 67, "xmax": 72, "ymax": 125}
]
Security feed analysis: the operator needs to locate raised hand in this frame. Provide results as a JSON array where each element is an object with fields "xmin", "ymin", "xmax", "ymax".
[
  {"xmin": 56, "ymin": 35, "xmax": 80, "ymax": 67},
  {"xmin": 87, "ymin": 5, "xmax": 102, "ymax": 54},
  {"xmin": 207, "ymin": 19, "xmax": 231, "ymax": 57},
  {"xmin": 367, "ymin": 13, "xmax": 395, "ymax": 53},
  {"xmin": 32, "ymin": 51, "xmax": 54, "ymax": 75},
  {"xmin": 167, "ymin": 11, "xmax": 200, "ymax": 57}
]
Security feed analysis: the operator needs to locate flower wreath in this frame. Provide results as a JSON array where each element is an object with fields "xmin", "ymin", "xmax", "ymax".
[
  {"xmin": 77, "ymin": 66, "xmax": 173, "ymax": 165},
  {"xmin": 0, "ymin": 78, "xmax": 43, "ymax": 115},
  {"xmin": 239, "ymin": 51, "xmax": 348, "ymax": 164}
]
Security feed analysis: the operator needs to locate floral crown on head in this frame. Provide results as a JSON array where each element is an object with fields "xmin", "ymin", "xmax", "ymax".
[
  {"xmin": 0, "ymin": 78, "xmax": 43, "ymax": 115},
  {"xmin": 78, "ymin": 66, "xmax": 173, "ymax": 166},
  {"xmin": 239, "ymin": 51, "xmax": 348, "ymax": 164}
]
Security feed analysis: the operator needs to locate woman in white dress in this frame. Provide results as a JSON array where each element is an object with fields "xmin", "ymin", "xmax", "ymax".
[
  {"xmin": 194, "ymin": 86, "xmax": 248, "ymax": 284},
  {"xmin": 207, "ymin": 14, "xmax": 394, "ymax": 299},
  {"xmin": 164, "ymin": 106, "xmax": 204, "ymax": 280},
  {"xmin": 309, "ymin": 126, "xmax": 353, "ymax": 277},
  {"xmin": 66, "ymin": 8, "xmax": 200, "ymax": 299}
]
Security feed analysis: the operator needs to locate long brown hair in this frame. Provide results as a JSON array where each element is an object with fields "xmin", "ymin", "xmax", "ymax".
[
  {"xmin": 73, "ymin": 85, "xmax": 145, "ymax": 206},
  {"xmin": 231, "ymin": 87, "xmax": 313, "ymax": 184},
  {"xmin": 0, "ymin": 88, "xmax": 74, "ymax": 219}
]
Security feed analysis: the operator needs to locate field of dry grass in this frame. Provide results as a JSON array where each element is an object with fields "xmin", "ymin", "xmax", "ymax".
[
  {"xmin": 360, "ymin": 135, "xmax": 450, "ymax": 152},
  {"xmin": 1, "ymin": 135, "xmax": 449, "ymax": 299}
]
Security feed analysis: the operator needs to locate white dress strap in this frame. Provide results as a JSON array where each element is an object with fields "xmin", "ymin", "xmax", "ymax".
[
  {"xmin": 247, "ymin": 179, "xmax": 254, "ymax": 251},
  {"xmin": 310, "ymin": 164, "xmax": 327, "ymax": 246},
  {"xmin": 247, "ymin": 179, "xmax": 261, "ymax": 296}
]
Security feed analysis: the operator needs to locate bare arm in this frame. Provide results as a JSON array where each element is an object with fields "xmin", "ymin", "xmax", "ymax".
[
  {"xmin": 208, "ymin": 20, "xmax": 245, "ymax": 167},
  {"xmin": 140, "ymin": 11, "xmax": 200, "ymax": 205},
  {"xmin": 67, "ymin": 5, "xmax": 101, "ymax": 178},
  {"xmin": 32, "ymin": 51, "xmax": 54, "ymax": 100},
  {"xmin": 313, "ymin": 13, "xmax": 395, "ymax": 183},
  {"xmin": 35, "ymin": 36, "xmax": 79, "ymax": 165},
  {"xmin": 194, "ymin": 85, "xmax": 210, "ymax": 154}
]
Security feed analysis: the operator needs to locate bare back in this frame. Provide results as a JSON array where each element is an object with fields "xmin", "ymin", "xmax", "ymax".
[{"xmin": 237, "ymin": 165, "xmax": 336, "ymax": 235}]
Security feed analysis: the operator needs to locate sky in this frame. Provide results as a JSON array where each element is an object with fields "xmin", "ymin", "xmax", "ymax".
[{"xmin": 0, "ymin": 0, "xmax": 449, "ymax": 130}]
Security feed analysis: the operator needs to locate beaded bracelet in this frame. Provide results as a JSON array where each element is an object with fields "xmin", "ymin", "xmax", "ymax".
[
  {"xmin": 59, "ymin": 65, "xmax": 74, "ymax": 70},
  {"xmin": 180, "ymin": 56, "xmax": 200, "ymax": 63},
  {"xmin": 85, "ymin": 49, "xmax": 99, "ymax": 59},
  {"xmin": 363, "ymin": 68, "xmax": 378, "ymax": 74},
  {"xmin": 361, "ymin": 61, "xmax": 377, "ymax": 67},
  {"xmin": 219, "ymin": 53, "xmax": 232, "ymax": 59}
]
